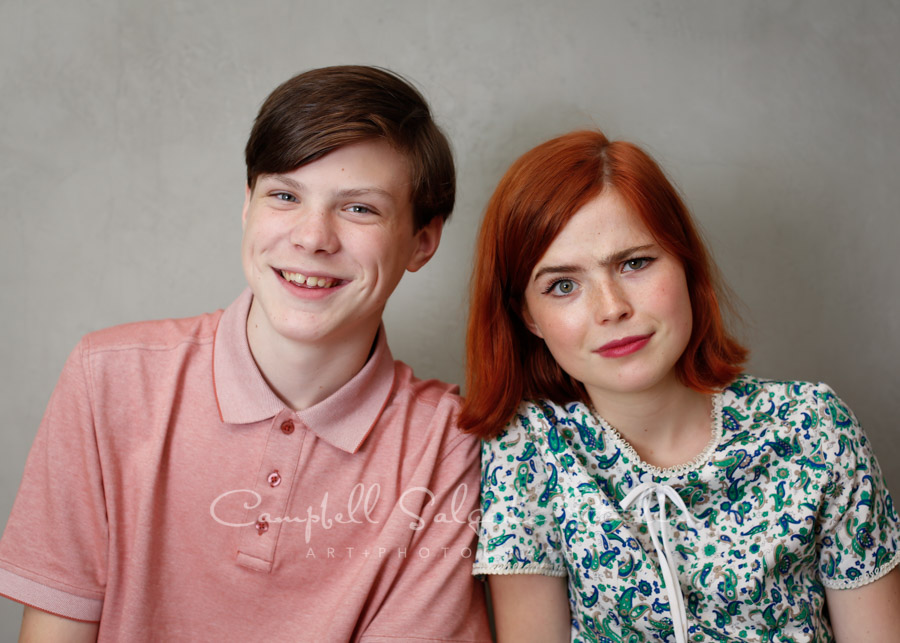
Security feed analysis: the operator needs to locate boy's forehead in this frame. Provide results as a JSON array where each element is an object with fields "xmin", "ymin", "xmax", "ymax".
[{"xmin": 258, "ymin": 141, "xmax": 413, "ymax": 199}]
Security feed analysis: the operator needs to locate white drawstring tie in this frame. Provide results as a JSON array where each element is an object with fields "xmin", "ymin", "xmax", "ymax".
[{"xmin": 620, "ymin": 482, "xmax": 697, "ymax": 643}]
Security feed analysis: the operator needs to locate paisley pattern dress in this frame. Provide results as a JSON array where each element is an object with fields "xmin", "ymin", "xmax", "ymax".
[{"xmin": 473, "ymin": 376, "xmax": 900, "ymax": 642}]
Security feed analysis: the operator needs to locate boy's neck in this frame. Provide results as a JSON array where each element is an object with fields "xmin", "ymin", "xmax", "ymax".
[{"xmin": 246, "ymin": 310, "xmax": 380, "ymax": 412}]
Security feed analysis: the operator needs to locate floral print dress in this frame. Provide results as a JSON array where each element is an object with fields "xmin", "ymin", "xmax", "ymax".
[{"xmin": 473, "ymin": 376, "xmax": 900, "ymax": 642}]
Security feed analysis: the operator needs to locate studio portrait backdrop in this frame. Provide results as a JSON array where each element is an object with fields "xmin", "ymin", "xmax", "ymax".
[{"xmin": 1, "ymin": 0, "xmax": 899, "ymax": 635}]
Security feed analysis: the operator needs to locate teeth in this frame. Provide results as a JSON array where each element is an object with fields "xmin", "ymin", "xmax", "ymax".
[{"xmin": 281, "ymin": 270, "xmax": 337, "ymax": 289}]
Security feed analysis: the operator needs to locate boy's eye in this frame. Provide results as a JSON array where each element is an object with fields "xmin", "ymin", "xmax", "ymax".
[
  {"xmin": 346, "ymin": 205, "xmax": 372, "ymax": 214},
  {"xmin": 273, "ymin": 192, "xmax": 296, "ymax": 202}
]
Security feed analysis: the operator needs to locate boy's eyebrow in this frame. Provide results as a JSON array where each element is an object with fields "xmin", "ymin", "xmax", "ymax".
[
  {"xmin": 261, "ymin": 175, "xmax": 397, "ymax": 204},
  {"xmin": 334, "ymin": 187, "xmax": 397, "ymax": 204},
  {"xmin": 263, "ymin": 174, "xmax": 303, "ymax": 191},
  {"xmin": 531, "ymin": 244, "xmax": 656, "ymax": 282}
]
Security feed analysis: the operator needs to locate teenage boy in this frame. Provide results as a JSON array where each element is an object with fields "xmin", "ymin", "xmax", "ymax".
[{"xmin": 0, "ymin": 66, "xmax": 490, "ymax": 641}]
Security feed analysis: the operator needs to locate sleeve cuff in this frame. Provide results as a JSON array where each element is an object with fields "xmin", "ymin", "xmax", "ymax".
[
  {"xmin": 0, "ymin": 567, "xmax": 102, "ymax": 622},
  {"xmin": 471, "ymin": 562, "xmax": 567, "ymax": 577},
  {"xmin": 820, "ymin": 549, "xmax": 900, "ymax": 590}
]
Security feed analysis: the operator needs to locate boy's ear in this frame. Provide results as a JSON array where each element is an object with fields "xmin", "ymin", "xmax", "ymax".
[
  {"xmin": 241, "ymin": 185, "xmax": 252, "ymax": 228},
  {"xmin": 520, "ymin": 302, "xmax": 544, "ymax": 338},
  {"xmin": 406, "ymin": 217, "xmax": 444, "ymax": 272}
]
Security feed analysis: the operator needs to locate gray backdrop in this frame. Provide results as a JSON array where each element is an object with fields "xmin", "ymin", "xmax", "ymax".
[{"xmin": 2, "ymin": 0, "xmax": 898, "ymax": 634}]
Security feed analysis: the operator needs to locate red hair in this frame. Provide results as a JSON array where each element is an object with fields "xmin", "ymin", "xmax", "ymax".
[{"xmin": 459, "ymin": 130, "xmax": 747, "ymax": 438}]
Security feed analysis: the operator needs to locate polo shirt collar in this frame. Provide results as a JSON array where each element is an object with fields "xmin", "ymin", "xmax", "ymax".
[{"xmin": 213, "ymin": 288, "xmax": 396, "ymax": 453}]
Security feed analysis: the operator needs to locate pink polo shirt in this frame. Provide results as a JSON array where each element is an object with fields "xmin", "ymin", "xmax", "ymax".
[{"xmin": 0, "ymin": 289, "xmax": 490, "ymax": 641}]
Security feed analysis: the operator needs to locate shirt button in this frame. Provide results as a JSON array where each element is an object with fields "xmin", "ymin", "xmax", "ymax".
[
  {"xmin": 267, "ymin": 471, "xmax": 282, "ymax": 487},
  {"xmin": 280, "ymin": 420, "xmax": 295, "ymax": 435},
  {"xmin": 255, "ymin": 518, "xmax": 269, "ymax": 535}
]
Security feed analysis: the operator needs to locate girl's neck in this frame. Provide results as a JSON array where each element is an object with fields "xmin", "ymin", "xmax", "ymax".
[{"xmin": 588, "ymin": 378, "xmax": 715, "ymax": 470}]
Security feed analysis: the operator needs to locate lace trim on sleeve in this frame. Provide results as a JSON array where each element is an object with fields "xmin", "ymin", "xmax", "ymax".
[{"xmin": 472, "ymin": 562, "xmax": 567, "ymax": 577}]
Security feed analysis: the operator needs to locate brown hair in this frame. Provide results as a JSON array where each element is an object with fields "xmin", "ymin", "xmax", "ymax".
[
  {"xmin": 459, "ymin": 130, "xmax": 747, "ymax": 438},
  {"xmin": 245, "ymin": 65, "xmax": 455, "ymax": 230}
]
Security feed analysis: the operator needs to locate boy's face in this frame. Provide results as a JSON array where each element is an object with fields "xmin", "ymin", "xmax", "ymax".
[{"xmin": 241, "ymin": 139, "xmax": 442, "ymax": 351}]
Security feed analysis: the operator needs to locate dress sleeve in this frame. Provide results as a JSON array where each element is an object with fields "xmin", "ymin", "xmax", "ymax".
[
  {"xmin": 0, "ymin": 338, "xmax": 107, "ymax": 621},
  {"xmin": 473, "ymin": 403, "xmax": 566, "ymax": 577},
  {"xmin": 814, "ymin": 384, "xmax": 900, "ymax": 589}
]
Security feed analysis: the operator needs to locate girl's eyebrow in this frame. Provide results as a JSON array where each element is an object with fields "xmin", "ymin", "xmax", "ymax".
[
  {"xmin": 531, "ymin": 244, "xmax": 656, "ymax": 283},
  {"xmin": 599, "ymin": 244, "xmax": 656, "ymax": 267},
  {"xmin": 532, "ymin": 264, "xmax": 581, "ymax": 282}
]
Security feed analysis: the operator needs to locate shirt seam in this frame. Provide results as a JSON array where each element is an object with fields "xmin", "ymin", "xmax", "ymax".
[
  {"xmin": 82, "ymin": 335, "xmax": 215, "ymax": 356},
  {"xmin": 436, "ymin": 419, "xmax": 476, "ymax": 466}
]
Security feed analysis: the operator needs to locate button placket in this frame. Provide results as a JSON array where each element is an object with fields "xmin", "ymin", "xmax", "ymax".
[{"xmin": 235, "ymin": 413, "xmax": 306, "ymax": 570}]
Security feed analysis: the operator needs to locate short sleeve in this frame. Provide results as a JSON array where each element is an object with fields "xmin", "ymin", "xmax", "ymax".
[
  {"xmin": 0, "ymin": 338, "xmax": 107, "ymax": 621},
  {"xmin": 473, "ymin": 404, "xmax": 566, "ymax": 577},
  {"xmin": 814, "ymin": 384, "xmax": 900, "ymax": 589}
]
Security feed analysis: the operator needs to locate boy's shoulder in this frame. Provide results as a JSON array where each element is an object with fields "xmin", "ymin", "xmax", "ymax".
[
  {"xmin": 386, "ymin": 361, "xmax": 478, "ymax": 456},
  {"xmin": 391, "ymin": 360, "xmax": 461, "ymax": 411},
  {"xmin": 81, "ymin": 309, "xmax": 224, "ymax": 355}
]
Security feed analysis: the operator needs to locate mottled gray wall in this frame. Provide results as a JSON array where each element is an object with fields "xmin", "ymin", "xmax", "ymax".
[{"xmin": 2, "ymin": 0, "xmax": 899, "ymax": 633}]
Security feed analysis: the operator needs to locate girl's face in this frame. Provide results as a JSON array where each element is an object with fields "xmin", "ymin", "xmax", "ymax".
[{"xmin": 521, "ymin": 188, "xmax": 693, "ymax": 405}]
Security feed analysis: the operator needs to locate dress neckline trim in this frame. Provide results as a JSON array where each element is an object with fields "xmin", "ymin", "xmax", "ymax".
[{"xmin": 587, "ymin": 392, "xmax": 724, "ymax": 477}]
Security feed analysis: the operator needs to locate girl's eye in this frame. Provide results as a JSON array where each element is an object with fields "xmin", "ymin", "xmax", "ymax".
[
  {"xmin": 545, "ymin": 279, "xmax": 577, "ymax": 296},
  {"xmin": 273, "ymin": 192, "xmax": 296, "ymax": 202},
  {"xmin": 346, "ymin": 205, "xmax": 372, "ymax": 214},
  {"xmin": 623, "ymin": 257, "xmax": 653, "ymax": 272}
]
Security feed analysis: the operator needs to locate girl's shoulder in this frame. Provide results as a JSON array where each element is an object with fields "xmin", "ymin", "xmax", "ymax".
[
  {"xmin": 483, "ymin": 397, "xmax": 598, "ymax": 461},
  {"xmin": 492, "ymin": 397, "xmax": 590, "ymax": 439},
  {"xmin": 720, "ymin": 375, "xmax": 867, "ymax": 467},
  {"xmin": 723, "ymin": 374, "xmax": 850, "ymax": 420}
]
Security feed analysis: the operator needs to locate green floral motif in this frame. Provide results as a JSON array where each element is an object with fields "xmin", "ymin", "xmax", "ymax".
[{"xmin": 473, "ymin": 376, "xmax": 900, "ymax": 642}]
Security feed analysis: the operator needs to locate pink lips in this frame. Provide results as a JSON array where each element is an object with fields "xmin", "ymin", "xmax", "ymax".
[{"xmin": 596, "ymin": 334, "xmax": 652, "ymax": 358}]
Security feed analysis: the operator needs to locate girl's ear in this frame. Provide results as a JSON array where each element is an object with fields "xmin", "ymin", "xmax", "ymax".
[{"xmin": 520, "ymin": 302, "xmax": 544, "ymax": 339}]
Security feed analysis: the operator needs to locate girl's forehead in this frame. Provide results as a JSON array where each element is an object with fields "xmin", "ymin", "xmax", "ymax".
[{"xmin": 541, "ymin": 193, "xmax": 653, "ymax": 256}]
